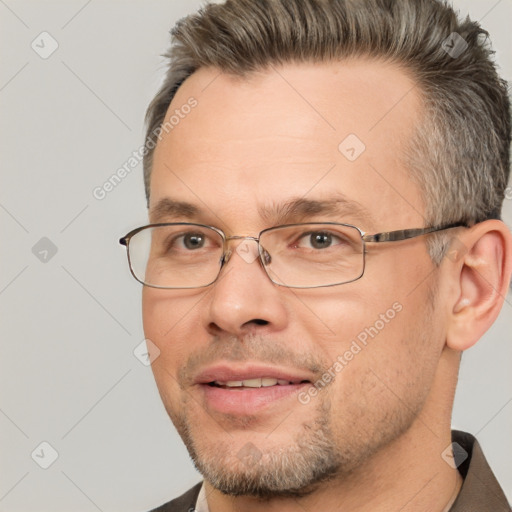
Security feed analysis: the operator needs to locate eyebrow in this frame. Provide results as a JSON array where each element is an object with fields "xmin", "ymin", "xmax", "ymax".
[
  {"xmin": 259, "ymin": 195, "xmax": 375, "ymax": 228},
  {"xmin": 150, "ymin": 198, "xmax": 201, "ymax": 222},
  {"xmin": 149, "ymin": 195, "xmax": 375, "ymax": 229}
]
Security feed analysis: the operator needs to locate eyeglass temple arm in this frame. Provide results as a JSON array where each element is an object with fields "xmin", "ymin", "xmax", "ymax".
[{"xmin": 362, "ymin": 222, "xmax": 469, "ymax": 243}]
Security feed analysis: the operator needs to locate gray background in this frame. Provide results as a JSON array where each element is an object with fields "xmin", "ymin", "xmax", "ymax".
[{"xmin": 0, "ymin": 1, "xmax": 510, "ymax": 510}]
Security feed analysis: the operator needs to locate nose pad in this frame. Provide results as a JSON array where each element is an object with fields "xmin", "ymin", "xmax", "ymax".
[
  {"xmin": 219, "ymin": 249, "xmax": 232, "ymax": 267},
  {"xmin": 261, "ymin": 247, "xmax": 271, "ymax": 265}
]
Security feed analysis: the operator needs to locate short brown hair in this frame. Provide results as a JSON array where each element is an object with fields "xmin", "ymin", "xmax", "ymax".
[{"xmin": 143, "ymin": 0, "xmax": 510, "ymax": 259}]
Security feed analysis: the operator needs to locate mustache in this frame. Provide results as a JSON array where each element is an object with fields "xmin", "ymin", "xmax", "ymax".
[{"xmin": 178, "ymin": 332, "xmax": 329, "ymax": 387}]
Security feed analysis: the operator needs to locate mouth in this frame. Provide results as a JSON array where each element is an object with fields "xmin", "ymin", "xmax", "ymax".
[
  {"xmin": 195, "ymin": 364, "xmax": 314, "ymax": 415},
  {"xmin": 208, "ymin": 377, "xmax": 311, "ymax": 389}
]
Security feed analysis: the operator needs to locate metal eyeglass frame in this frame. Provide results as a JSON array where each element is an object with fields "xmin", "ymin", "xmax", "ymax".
[{"xmin": 119, "ymin": 221, "xmax": 469, "ymax": 289}]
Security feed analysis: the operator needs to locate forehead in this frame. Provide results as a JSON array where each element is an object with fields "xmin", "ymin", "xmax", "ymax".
[{"xmin": 150, "ymin": 59, "xmax": 425, "ymax": 231}]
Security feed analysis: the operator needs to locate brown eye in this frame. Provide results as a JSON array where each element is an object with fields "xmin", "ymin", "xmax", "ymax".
[
  {"xmin": 309, "ymin": 232, "xmax": 332, "ymax": 249},
  {"xmin": 295, "ymin": 231, "xmax": 343, "ymax": 250},
  {"xmin": 182, "ymin": 233, "xmax": 205, "ymax": 250}
]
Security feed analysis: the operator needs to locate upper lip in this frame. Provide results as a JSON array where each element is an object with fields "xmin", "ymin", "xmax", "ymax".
[{"xmin": 194, "ymin": 363, "xmax": 314, "ymax": 384}]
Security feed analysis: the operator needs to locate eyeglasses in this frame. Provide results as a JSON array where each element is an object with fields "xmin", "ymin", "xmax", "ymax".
[{"xmin": 119, "ymin": 221, "xmax": 467, "ymax": 289}]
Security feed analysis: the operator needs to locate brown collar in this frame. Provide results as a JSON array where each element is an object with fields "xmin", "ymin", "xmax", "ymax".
[{"xmin": 449, "ymin": 430, "xmax": 510, "ymax": 511}]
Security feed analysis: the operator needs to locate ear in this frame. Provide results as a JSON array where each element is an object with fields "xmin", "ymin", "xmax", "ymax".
[{"xmin": 446, "ymin": 220, "xmax": 512, "ymax": 352}]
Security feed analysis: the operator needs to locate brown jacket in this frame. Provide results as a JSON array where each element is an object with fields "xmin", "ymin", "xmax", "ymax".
[{"xmin": 148, "ymin": 431, "xmax": 510, "ymax": 511}]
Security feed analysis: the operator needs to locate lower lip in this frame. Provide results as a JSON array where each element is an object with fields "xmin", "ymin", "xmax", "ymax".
[{"xmin": 200, "ymin": 383, "xmax": 309, "ymax": 415}]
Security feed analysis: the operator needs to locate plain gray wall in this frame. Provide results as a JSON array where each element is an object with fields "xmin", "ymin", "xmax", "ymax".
[{"xmin": 1, "ymin": 1, "xmax": 510, "ymax": 510}]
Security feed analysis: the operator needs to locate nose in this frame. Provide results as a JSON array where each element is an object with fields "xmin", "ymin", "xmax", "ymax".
[{"xmin": 203, "ymin": 238, "xmax": 288, "ymax": 336}]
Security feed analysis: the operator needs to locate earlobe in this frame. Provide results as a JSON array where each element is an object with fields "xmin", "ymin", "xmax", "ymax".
[{"xmin": 446, "ymin": 220, "xmax": 512, "ymax": 352}]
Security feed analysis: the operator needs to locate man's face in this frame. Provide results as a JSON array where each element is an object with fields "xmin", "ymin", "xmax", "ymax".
[{"xmin": 143, "ymin": 59, "xmax": 447, "ymax": 496}]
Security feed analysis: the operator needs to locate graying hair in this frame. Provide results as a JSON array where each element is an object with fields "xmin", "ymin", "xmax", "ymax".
[{"xmin": 143, "ymin": 0, "xmax": 511, "ymax": 262}]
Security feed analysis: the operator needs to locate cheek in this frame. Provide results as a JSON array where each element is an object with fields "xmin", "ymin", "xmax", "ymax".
[
  {"xmin": 142, "ymin": 288, "xmax": 204, "ymax": 384},
  {"xmin": 296, "ymin": 285, "xmax": 397, "ymax": 355},
  {"xmin": 306, "ymin": 272, "xmax": 437, "ymax": 393},
  {"xmin": 321, "ymin": 306, "xmax": 430, "ymax": 443},
  {"xmin": 143, "ymin": 287, "xmax": 201, "ymax": 338},
  {"xmin": 332, "ymin": 296, "xmax": 439, "ymax": 415},
  {"xmin": 142, "ymin": 289, "xmax": 212, "ymax": 422}
]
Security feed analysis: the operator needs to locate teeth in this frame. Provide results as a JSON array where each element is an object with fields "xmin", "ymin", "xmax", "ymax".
[
  {"xmin": 225, "ymin": 381, "xmax": 243, "ymax": 387},
  {"xmin": 243, "ymin": 378, "xmax": 263, "ymax": 388},
  {"xmin": 215, "ymin": 377, "xmax": 292, "ymax": 388}
]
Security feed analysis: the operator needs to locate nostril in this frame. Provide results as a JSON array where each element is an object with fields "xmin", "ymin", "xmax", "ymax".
[{"xmin": 252, "ymin": 319, "xmax": 268, "ymax": 326}]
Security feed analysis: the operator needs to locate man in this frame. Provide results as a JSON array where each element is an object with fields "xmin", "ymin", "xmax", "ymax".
[{"xmin": 120, "ymin": 0, "xmax": 511, "ymax": 510}]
